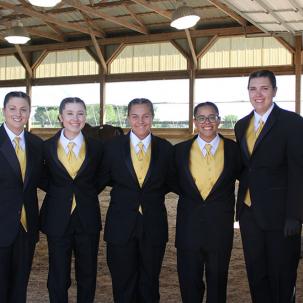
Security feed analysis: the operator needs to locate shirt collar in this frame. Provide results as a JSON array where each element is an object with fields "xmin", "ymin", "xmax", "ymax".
[
  {"xmin": 253, "ymin": 102, "xmax": 274, "ymax": 129},
  {"xmin": 130, "ymin": 130, "xmax": 151, "ymax": 152},
  {"xmin": 196, "ymin": 134, "xmax": 220, "ymax": 156},
  {"xmin": 60, "ymin": 129, "xmax": 84, "ymax": 150},
  {"xmin": 4, "ymin": 122, "xmax": 25, "ymax": 143}
]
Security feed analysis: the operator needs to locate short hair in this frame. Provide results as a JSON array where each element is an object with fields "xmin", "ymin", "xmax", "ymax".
[
  {"xmin": 4, "ymin": 91, "xmax": 30, "ymax": 108},
  {"xmin": 59, "ymin": 97, "xmax": 86, "ymax": 114},
  {"xmin": 194, "ymin": 102, "xmax": 219, "ymax": 117},
  {"xmin": 127, "ymin": 98, "xmax": 154, "ymax": 117},
  {"xmin": 248, "ymin": 69, "xmax": 277, "ymax": 89}
]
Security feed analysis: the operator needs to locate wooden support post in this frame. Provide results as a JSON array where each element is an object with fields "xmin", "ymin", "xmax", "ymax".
[{"xmin": 295, "ymin": 35, "xmax": 302, "ymax": 114}]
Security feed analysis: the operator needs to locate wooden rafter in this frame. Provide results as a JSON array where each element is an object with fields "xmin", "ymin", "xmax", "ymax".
[
  {"xmin": 0, "ymin": 1, "xmax": 102, "ymax": 37},
  {"xmin": 123, "ymin": 4, "xmax": 148, "ymax": 33},
  {"xmin": 208, "ymin": 0, "xmax": 247, "ymax": 27},
  {"xmin": 170, "ymin": 40, "xmax": 190, "ymax": 60},
  {"xmin": 45, "ymin": 22, "xmax": 65, "ymax": 40},
  {"xmin": 31, "ymin": 49, "xmax": 48, "ymax": 70},
  {"xmin": 90, "ymin": 31, "xmax": 107, "ymax": 73},
  {"xmin": 28, "ymin": 27, "xmax": 64, "ymax": 42},
  {"xmin": 79, "ymin": 10, "xmax": 105, "ymax": 38},
  {"xmin": 0, "ymin": 26, "xmax": 263, "ymax": 55},
  {"xmin": 274, "ymin": 36, "xmax": 295, "ymax": 54},
  {"xmin": 106, "ymin": 43, "xmax": 125, "ymax": 65},
  {"xmin": 64, "ymin": 0, "xmax": 148, "ymax": 35},
  {"xmin": 131, "ymin": 0, "xmax": 172, "ymax": 19},
  {"xmin": 197, "ymin": 35, "xmax": 218, "ymax": 59},
  {"xmin": 185, "ymin": 29, "xmax": 197, "ymax": 69},
  {"xmin": 15, "ymin": 44, "xmax": 32, "ymax": 77}
]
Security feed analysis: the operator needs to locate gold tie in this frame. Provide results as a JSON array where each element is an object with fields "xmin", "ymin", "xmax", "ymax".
[
  {"xmin": 245, "ymin": 119, "xmax": 265, "ymax": 207},
  {"xmin": 137, "ymin": 142, "xmax": 145, "ymax": 161},
  {"xmin": 205, "ymin": 144, "xmax": 213, "ymax": 162},
  {"xmin": 14, "ymin": 137, "xmax": 27, "ymax": 232},
  {"xmin": 67, "ymin": 142, "xmax": 77, "ymax": 213},
  {"xmin": 255, "ymin": 120, "xmax": 264, "ymax": 138}
]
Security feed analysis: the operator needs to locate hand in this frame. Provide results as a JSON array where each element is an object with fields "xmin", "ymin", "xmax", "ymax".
[{"xmin": 284, "ymin": 218, "xmax": 302, "ymax": 237}]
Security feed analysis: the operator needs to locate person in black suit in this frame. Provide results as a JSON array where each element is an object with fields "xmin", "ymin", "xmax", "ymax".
[
  {"xmin": 234, "ymin": 70, "xmax": 303, "ymax": 303},
  {"xmin": 0, "ymin": 91, "xmax": 43, "ymax": 303},
  {"xmin": 174, "ymin": 102, "xmax": 240, "ymax": 303},
  {"xmin": 40, "ymin": 97, "xmax": 103, "ymax": 303},
  {"xmin": 98, "ymin": 98, "xmax": 173, "ymax": 303}
]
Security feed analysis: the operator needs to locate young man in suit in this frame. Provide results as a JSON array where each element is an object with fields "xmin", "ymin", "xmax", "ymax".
[
  {"xmin": 174, "ymin": 102, "xmax": 241, "ymax": 303},
  {"xmin": 40, "ymin": 97, "xmax": 103, "ymax": 303},
  {"xmin": 99, "ymin": 98, "xmax": 173, "ymax": 303},
  {"xmin": 0, "ymin": 91, "xmax": 44, "ymax": 303},
  {"xmin": 234, "ymin": 70, "xmax": 303, "ymax": 303}
]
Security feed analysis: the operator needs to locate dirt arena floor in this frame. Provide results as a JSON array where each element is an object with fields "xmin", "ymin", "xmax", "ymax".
[{"xmin": 27, "ymin": 189, "xmax": 303, "ymax": 303}]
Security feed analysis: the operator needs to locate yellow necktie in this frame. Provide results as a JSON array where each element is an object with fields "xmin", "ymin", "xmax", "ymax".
[
  {"xmin": 14, "ymin": 137, "xmax": 27, "ymax": 232},
  {"xmin": 205, "ymin": 143, "xmax": 213, "ymax": 162},
  {"xmin": 67, "ymin": 142, "xmax": 77, "ymax": 213},
  {"xmin": 255, "ymin": 120, "xmax": 264, "ymax": 138},
  {"xmin": 244, "ymin": 119, "xmax": 265, "ymax": 207},
  {"xmin": 137, "ymin": 142, "xmax": 145, "ymax": 161}
]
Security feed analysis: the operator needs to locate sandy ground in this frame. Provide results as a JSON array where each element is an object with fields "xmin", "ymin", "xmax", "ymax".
[{"xmin": 27, "ymin": 189, "xmax": 303, "ymax": 303}]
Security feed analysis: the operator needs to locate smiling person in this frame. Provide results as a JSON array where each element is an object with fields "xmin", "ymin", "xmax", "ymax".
[
  {"xmin": 0, "ymin": 91, "xmax": 44, "ymax": 303},
  {"xmin": 174, "ymin": 102, "xmax": 241, "ymax": 303},
  {"xmin": 98, "ymin": 98, "xmax": 173, "ymax": 303},
  {"xmin": 235, "ymin": 70, "xmax": 303, "ymax": 303},
  {"xmin": 40, "ymin": 97, "xmax": 103, "ymax": 303}
]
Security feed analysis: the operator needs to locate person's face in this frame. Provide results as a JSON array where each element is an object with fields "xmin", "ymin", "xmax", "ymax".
[
  {"xmin": 248, "ymin": 76, "xmax": 277, "ymax": 115},
  {"xmin": 194, "ymin": 105, "xmax": 220, "ymax": 142},
  {"xmin": 59, "ymin": 102, "xmax": 86, "ymax": 139},
  {"xmin": 128, "ymin": 104, "xmax": 153, "ymax": 140},
  {"xmin": 3, "ymin": 97, "xmax": 30, "ymax": 135}
]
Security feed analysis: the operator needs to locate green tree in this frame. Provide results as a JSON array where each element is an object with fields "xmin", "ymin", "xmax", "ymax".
[{"xmin": 222, "ymin": 114, "xmax": 238, "ymax": 129}]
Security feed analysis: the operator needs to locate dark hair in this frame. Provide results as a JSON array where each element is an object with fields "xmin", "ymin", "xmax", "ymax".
[
  {"xmin": 248, "ymin": 69, "xmax": 276, "ymax": 89},
  {"xmin": 194, "ymin": 102, "xmax": 219, "ymax": 117},
  {"xmin": 59, "ymin": 97, "xmax": 86, "ymax": 114},
  {"xmin": 4, "ymin": 91, "xmax": 30, "ymax": 108},
  {"xmin": 127, "ymin": 98, "xmax": 154, "ymax": 117}
]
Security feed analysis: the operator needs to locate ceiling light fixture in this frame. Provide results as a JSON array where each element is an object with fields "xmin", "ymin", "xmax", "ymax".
[
  {"xmin": 28, "ymin": 0, "xmax": 62, "ymax": 7},
  {"xmin": 170, "ymin": 1, "xmax": 200, "ymax": 30},
  {"xmin": 4, "ymin": 20, "xmax": 30, "ymax": 45}
]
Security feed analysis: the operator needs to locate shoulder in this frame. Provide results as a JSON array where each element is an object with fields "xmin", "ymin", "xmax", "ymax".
[
  {"xmin": 152, "ymin": 135, "xmax": 172, "ymax": 148},
  {"xmin": 174, "ymin": 137, "xmax": 195, "ymax": 151},
  {"xmin": 27, "ymin": 131, "xmax": 43, "ymax": 145}
]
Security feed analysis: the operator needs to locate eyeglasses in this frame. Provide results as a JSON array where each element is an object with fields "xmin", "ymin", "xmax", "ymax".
[{"xmin": 195, "ymin": 114, "xmax": 220, "ymax": 124}]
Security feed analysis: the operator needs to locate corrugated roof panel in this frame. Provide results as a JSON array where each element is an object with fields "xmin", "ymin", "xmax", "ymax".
[
  {"xmin": 288, "ymin": 23, "xmax": 303, "ymax": 31},
  {"xmin": 262, "ymin": 24, "xmax": 289, "ymax": 31},
  {"xmin": 226, "ymin": 0, "xmax": 262, "ymax": 12},
  {"xmin": 246, "ymin": 12, "xmax": 277, "ymax": 23}
]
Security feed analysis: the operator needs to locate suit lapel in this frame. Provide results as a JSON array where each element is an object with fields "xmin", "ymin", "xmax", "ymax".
[
  {"xmin": 23, "ymin": 131, "xmax": 35, "ymax": 189},
  {"xmin": 252, "ymin": 104, "xmax": 278, "ymax": 154},
  {"xmin": 76, "ymin": 134, "xmax": 90, "ymax": 177},
  {"xmin": 141, "ymin": 134, "xmax": 157, "ymax": 187},
  {"xmin": 49, "ymin": 130, "xmax": 71, "ymax": 177},
  {"xmin": 123, "ymin": 133, "xmax": 138, "ymax": 185},
  {"xmin": 0, "ymin": 125, "xmax": 23, "ymax": 184},
  {"xmin": 207, "ymin": 135, "xmax": 228, "ymax": 198},
  {"xmin": 239, "ymin": 112, "xmax": 253, "ymax": 160},
  {"xmin": 184, "ymin": 136, "xmax": 205, "ymax": 199}
]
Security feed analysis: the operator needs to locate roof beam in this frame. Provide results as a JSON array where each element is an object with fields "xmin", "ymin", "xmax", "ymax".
[
  {"xmin": 15, "ymin": 45, "xmax": 32, "ymax": 77},
  {"xmin": 197, "ymin": 35, "xmax": 218, "ymax": 59},
  {"xmin": 0, "ymin": 25, "xmax": 262, "ymax": 55},
  {"xmin": 131, "ymin": 0, "xmax": 172, "ymax": 19},
  {"xmin": 28, "ymin": 27, "xmax": 65, "ymax": 42},
  {"xmin": 31, "ymin": 49, "xmax": 48, "ymax": 70},
  {"xmin": 65, "ymin": 0, "xmax": 148, "ymax": 35},
  {"xmin": 0, "ymin": 1, "xmax": 102, "ymax": 37},
  {"xmin": 90, "ymin": 31, "xmax": 107, "ymax": 73},
  {"xmin": 185, "ymin": 29, "xmax": 197, "ymax": 69},
  {"xmin": 79, "ymin": 10, "xmax": 105, "ymax": 38},
  {"xmin": 208, "ymin": 0, "xmax": 247, "ymax": 27},
  {"xmin": 123, "ymin": 4, "xmax": 148, "ymax": 33}
]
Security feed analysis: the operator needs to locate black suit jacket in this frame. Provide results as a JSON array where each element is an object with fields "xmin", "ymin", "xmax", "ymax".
[
  {"xmin": 40, "ymin": 130, "xmax": 103, "ymax": 237},
  {"xmin": 99, "ymin": 133, "xmax": 173, "ymax": 246},
  {"xmin": 235, "ymin": 104, "xmax": 303, "ymax": 230},
  {"xmin": 0, "ymin": 124, "xmax": 43, "ymax": 247},
  {"xmin": 174, "ymin": 135, "xmax": 241, "ymax": 251}
]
